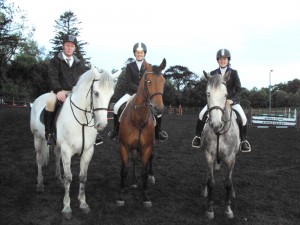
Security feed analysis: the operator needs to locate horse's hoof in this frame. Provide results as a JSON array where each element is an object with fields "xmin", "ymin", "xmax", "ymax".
[
  {"xmin": 206, "ymin": 211, "xmax": 214, "ymax": 220},
  {"xmin": 148, "ymin": 175, "xmax": 155, "ymax": 184},
  {"xmin": 143, "ymin": 201, "xmax": 152, "ymax": 207},
  {"xmin": 36, "ymin": 185, "xmax": 44, "ymax": 192},
  {"xmin": 116, "ymin": 200, "xmax": 125, "ymax": 207},
  {"xmin": 81, "ymin": 206, "xmax": 91, "ymax": 214},
  {"xmin": 130, "ymin": 184, "xmax": 138, "ymax": 189},
  {"xmin": 225, "ymin": 209, "xmax": 234, "ymax": 219},
  {"xmin": 62, "ymin": 211, "xmax": 72, "ymax": 220}
]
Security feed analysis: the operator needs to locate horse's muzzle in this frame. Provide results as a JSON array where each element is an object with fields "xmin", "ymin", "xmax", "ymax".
[{"xmin": 150, "ymin": 104, "xmax": 164, "ymax": 116}]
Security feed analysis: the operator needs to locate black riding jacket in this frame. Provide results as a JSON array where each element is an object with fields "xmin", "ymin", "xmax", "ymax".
[
  {"xmin": 124, "ymin": 61, "xmax": 145, "ymax": 95},
  {"xmin": 210, "ymin": 67, "xmax": 242, "ymax": 104},
  {"xmin": 48, "ymin": 52, "xmax": 85, "ymax": 93}
]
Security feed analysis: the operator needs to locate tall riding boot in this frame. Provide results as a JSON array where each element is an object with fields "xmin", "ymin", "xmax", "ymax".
[
  {"xmin": 108, "ymin": 114, "xmax": 119, "ymax": 139},
  {"xmin": 192, "ymin": 118, "xmax": 206, "ymax": 148},
  {"xmin": 44, "ymin": 110, "xmax": 55, "ymax": 146},
  {"xmin": 240, "ymin": 125, "xmax": 251, "ymax": 152},
  {"xmin": 155, "ymin": 116, "xmax": 168, "ymax": 141}
]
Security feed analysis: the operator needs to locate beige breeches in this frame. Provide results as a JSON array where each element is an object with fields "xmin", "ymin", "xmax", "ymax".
[{"xmin": 46, "ymin": 91, "xmax": 70, "ymax": 111}]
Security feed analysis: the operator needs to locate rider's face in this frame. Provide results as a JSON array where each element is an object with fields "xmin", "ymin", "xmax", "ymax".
[
  {"xmin": 134, "ymin": 50, "xmax": 145, "ymax": 61},
  {"xmin": 63, "ymin": 42, "xmax": 76, "ymax": 57},
  {"xmin": 217, "ymin": 57, "xmax": 229, "ymax": 68}
]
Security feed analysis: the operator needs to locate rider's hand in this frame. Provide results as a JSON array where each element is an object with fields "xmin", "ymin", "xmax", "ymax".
[
  {"xmin": 56, "ymin": 91, "xmax": 67, "ymax": 102},
  {"xmin": 226, "ymin": 99, "xmax": 233, "ymax": 105}
]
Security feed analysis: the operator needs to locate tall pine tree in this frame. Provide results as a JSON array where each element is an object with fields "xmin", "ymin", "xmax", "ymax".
[{"xmin": 49, "ymin": 10, "xmax": 90, "ymax": 68}]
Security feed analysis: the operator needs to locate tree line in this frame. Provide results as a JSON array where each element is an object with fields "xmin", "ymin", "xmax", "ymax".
[{"xmin": 1, "ymin": 0, "xmax": 300, "ymax": 108}]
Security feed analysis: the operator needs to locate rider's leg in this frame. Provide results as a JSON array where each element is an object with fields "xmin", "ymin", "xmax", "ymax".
[
  {"xmin": 45, "ymin": 92, "xmax": 56, "ymax": 145},
  {"xmin": 155, "ymin": 115, "xmax": 168, "ymax": 141},
  {"xmin": 233, "ymin": 104, "xmax": 251, "ymax": 152},
  {"xmin": 108, "ymin": 114, "xmax": 119, "ymax": 139},
  {"xmin": 192, "ymin": 109, "xmax": 207, "ymax": 148}
]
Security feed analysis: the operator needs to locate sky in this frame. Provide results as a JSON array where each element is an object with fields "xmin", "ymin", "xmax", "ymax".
[{"xmin": 8, "ymin": 0, "xmax": 300, "ymax": 90}]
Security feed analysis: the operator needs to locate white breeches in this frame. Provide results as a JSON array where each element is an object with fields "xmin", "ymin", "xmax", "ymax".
[
  {"xmin": 199, "ymin": 104, "xmax": 247, "ymax": 126},
  {"xmin": 113, "ymin": 94, "xmax": 132, "ymax": 114}
]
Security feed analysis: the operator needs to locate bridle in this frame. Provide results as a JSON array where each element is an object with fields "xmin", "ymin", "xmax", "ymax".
[
  {"xmin": 206, "ymin": 81, "xmax": 233, "ymax": 164},
  {"xmin": 69, "ymin": 78, "xmax": 108, "ymax": 157},
  {"xmin": 132, "ymin": 71, "xmax": 164, "ymax": 110},
  {"xmin": 206, "ymin": 81, "xmax": 233, "ymax": 135},
  {"xmin": 69, "ymin": 79, "xmax": 108, "ymax": 127}
]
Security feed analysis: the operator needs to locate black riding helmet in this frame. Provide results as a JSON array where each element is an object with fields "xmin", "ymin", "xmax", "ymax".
[
  {"xmin": 216, "ymin": 49, "xmax": 231, "ymax": 61},
  {"xmin": 133, "ymin": 42, "xmax": 147, "ymax": 55},
  {"xmin": 63, "ymin": 34, "xmax": 78, "ymax": 46}
]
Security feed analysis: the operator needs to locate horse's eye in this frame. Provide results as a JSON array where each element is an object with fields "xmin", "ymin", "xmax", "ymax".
[
  {"xmin": 206, "ymin": 92, "xmax": 210, "ymax": 97},
  {"xmin": 94, "ymin": 91, "xmax": 99, "ymax": 97},
  {"xmin": 147, "ymin": 80, "xmax": 151, "ymax": 84}
]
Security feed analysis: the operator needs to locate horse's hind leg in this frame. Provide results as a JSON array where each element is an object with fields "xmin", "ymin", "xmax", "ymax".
[
  {"xmin": 34, "ymin": 137, "xmax": 48, "ymax": 192},
  {"xmin": 148, "ymin": 153, "xmax": 155, "ymax": 184},
  {"xmin": 78, "ymin": 147, "xmax": 94, "ymax": 214}
]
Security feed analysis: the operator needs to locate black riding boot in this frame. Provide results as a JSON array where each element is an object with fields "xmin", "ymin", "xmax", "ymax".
[
  {"xmin": 192, "ymin": 118, "xmax": 206, "ymax": 148},
  {"xmin": 108, "ymin": 114, "xmax": 119, "ymax": 139},
  {"xmin": 44, "ymin": 110, "xmax": 55, "ymax": 146},
  {"xmin": 155, "ymin": 116, "xmax": 168, "ymax": 141},
  {"xmin": 240, "ymin": 125, "xmax": 251, "ymax": 152}
]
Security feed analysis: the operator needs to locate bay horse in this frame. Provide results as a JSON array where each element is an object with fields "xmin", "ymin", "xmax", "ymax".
[
  {"xmin": 201, "ymin": 71, "xmax": 240, "ymax": 219},
  {"xmin": 116, "ymin": 59, "xmax": 166, "ymax": 207},
  {"xmin": 30, "ymin": 67, "xmax": 114, "ymax": 219}
]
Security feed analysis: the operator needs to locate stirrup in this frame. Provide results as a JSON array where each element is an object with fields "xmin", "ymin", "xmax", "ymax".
[
  {"xmin": 158, "ymin": 131, "xmax": 168, "ymax": 142},
  {"xmin": 108, "ymin": 130, "xmax": 117, "ymax": 140},
  {"xmin": 239, "ymin": 140, "xmax": 251, "ymax": 153},
  {"xmin": 192, "ymin": 136, "xmax": 201, "ymax": 148}
]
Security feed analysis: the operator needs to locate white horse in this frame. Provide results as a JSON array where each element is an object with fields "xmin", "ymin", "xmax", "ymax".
[
  {"xmin": 201, "ymin": 71, "xmax": 240, "ymax": 220},
  {"xmin": 30, "ymin": 67, "xmax": 114, "ymax": 219}
]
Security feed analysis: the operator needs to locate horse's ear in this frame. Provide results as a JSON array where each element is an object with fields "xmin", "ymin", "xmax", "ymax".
[
  {"xmin": 203, "ymin": 70, "xmax": 211, "ymax": 80},
  {"xmin": 159, "ymin": 58, "xmax": 166, "ymax": 70},
  {"xmin": 223, "ymin": 71, "xmax": 231, "ymax": 83},
  {"xmin": 143, "ymin": 60, "xmax": 152, "ymax": 71}
]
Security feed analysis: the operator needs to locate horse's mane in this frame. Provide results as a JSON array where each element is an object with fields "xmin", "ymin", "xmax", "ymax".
[
  {"xmin": 73, "ymin": 67, "xmax": 114, "ymax": 92},
  {"xmin": 207, "ymin": 74, "xmax": 223, "ymax": 90}
]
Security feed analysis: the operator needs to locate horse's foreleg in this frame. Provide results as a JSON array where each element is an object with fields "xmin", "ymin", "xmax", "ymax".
[
  {"xmin": 53, "ymin": 147, "xmax": 63, "ymax": 186},
  {"xmin": 78, "ymin": 148, "xmax": 94, "ymax": 214},
  {"xmin": 61, "ymin": 150, "xmax": 73, "ymax": 219},
  {"xmin": 131, "ymin": 149, "xmax": 138, "ymax": 188},
  {"xmin": 205, "ymin": 154, "xmax": 215, "ymax": 219},
  {"xmin": 141, "ymin": 147, "xmax": 152, "ymax": 207},
  {"xmin": 117, "ymin": 144, "xmax": 128, "ymax": 206},
  {"xmin": 224, "ymin": 159, "xmax": 235, "ymax": 219},
  {"xmin": 148, "ymin": 153, "xmax": 155, "ymax": 184}
]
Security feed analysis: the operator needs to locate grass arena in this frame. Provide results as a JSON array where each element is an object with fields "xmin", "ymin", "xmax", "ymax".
[{"xmin": 0, "ymin": 105, "xmax": 299, "ymax": 225}]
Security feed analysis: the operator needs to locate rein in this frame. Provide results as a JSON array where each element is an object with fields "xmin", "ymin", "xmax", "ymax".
[
  {"xmin": 130, "ymin": 71, "xmax": 163, "ymax": 149},
  {"xmin": 69, "ymin": 78, "xmax": 108, "ymax": 158}
]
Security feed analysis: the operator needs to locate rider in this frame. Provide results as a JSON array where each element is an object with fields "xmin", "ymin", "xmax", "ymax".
[
  {"xmin": 192, "ymin": 48, "xmax": 251, "ymax": 152},
  {"xmin": 45, "ymin": 34, "xmax": 103, "ymax": 146},
  {"xmin": 108, "ymin": 42, "xmax": 168, "ymax": 141}
]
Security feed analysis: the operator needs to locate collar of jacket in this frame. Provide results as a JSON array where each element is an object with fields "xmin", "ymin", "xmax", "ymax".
[{"xmin": 57, "ymin": 52, "xmax": 80, "ymax": 64}]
